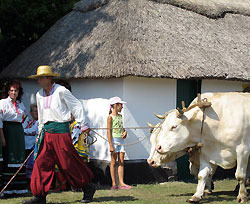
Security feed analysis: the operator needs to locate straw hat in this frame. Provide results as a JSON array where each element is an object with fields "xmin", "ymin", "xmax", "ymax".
[{"xmin": 28, "ymin": 65, "xmax": 60, "ymax": 79}]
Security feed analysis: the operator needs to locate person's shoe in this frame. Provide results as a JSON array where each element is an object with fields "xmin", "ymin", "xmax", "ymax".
[
  {"xmin": 81, "ymin": 183, "xmax": 96, "ymax": 203},
  {"xmin": 110, "ymin": 186, "xmax": 118, "ymax": 190},
  {"xmin": 118, "ymin": 185, "xmax": 132, "ymax": 190},
  {"xmin": 22, "ymin": 196, "xmax": 46, "ymax": 204}
]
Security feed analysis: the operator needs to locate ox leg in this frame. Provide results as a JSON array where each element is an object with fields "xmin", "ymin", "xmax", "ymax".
[
  {"xmin": 235, "ymin": 158, "xmax": 250, "ymax": 193},
  {"xmin": 204, "ymin": 165, "xmax": 217, "ymax": 195},
  {"xmin": 187, "ymin": 161, "xmax": 215, "ymax": 203},
  {"xmin": 235, "ymin": 147, "xmax": 249, "ymax": 203},
  {"xmin": 189, "ymin": 162, "xmax": 199, "ymax": 178}
]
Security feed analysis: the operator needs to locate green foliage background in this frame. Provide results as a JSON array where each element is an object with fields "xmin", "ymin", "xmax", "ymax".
[{"xmin": 0, "ymin": 0, "xmax": 79, "ymax": 72}]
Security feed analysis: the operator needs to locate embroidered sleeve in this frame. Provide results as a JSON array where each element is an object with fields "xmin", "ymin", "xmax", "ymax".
[
  {"xmin": 22, "ymin": 116, "xmax": 29, "ymax": 128},
  {"xmin": 24, "ymin": 121, "xmax": 38, "ymax": 136}
]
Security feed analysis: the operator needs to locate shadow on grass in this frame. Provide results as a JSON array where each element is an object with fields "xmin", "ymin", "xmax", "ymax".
[
  {"xmin": 1, "ymin": 192, "xmax": 33, "ymax": 199},
  {"xmin": 169, "ymin": 190, "xmax": 238, "ymax": 203},
  {"xmin": 199, "ymin": 190, "xmax": 237, "ymax": 203},
  {"xmin": 46, "ymin": 196, "xmax": 138, "ymax": 204},
  {"xmin": 94, "ymin": 196, "xmax": 138, "ymax": 202}
]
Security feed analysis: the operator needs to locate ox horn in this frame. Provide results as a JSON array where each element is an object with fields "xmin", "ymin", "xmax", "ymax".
[
  {"xmin": 154, "ymin": 113, "xmax": 166, "ymax": 119},
  {"xmin": 147, "ymin": 122, "xmax": 155, "ymax": 128}
]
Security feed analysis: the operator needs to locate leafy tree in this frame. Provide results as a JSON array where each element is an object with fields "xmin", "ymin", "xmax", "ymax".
[{"xmin": 0, "ymin": 0, "xmax": 78, "ymax": 73}]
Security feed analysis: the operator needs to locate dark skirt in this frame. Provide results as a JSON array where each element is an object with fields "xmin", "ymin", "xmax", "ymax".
[
  {"xmin": 0, "ymin": 136, "xmax": 2, "ymax": 192},
  {"xmin": 1, "ymin": 121, "xmax": 27, "ymax": 196}
]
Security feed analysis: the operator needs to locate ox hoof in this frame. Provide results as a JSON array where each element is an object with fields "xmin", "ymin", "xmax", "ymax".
[
  {"xmin": 186, "ymin": 196, "xmax": 200, "ymax": 203},
  {"xmin": 203, "ymin": 189, "xmax": 212, "ymax": 197},
  {"xmin": 236, "ymin": 197, "xmax": 248, "ymax": 203}
]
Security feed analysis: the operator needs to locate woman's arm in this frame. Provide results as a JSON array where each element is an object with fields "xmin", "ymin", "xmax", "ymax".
[{"xmin": 107, "ymin": 116, "xmax": 114, "ymax": 153}]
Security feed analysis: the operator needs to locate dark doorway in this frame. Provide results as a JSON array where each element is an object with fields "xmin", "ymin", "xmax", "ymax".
[{"xmin": 176, "ymin": 79, "xmax": 201, "ymax": 181}]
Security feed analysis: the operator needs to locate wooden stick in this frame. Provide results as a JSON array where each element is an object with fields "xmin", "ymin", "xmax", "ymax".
[
  {"xmin": 197, "ymin": 93, "xmax": 201, "ymax": 102},
  {"xmin": 0, "ymin": 149, "xmax": 34, "ymax": 195},
  {"xmin": 181, "ymin": 101, "xmax": 186, "ymax": 110}
]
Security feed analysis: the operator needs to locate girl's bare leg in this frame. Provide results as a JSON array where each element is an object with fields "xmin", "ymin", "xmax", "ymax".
[{"xmin": 110, "ymin": 152, "xmax": 117, "ymax": 187}]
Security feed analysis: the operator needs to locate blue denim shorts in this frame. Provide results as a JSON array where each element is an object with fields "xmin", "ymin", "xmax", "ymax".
[{"xmin": 112, "ymin": 137, "xmax": 125, "ymax": 153}]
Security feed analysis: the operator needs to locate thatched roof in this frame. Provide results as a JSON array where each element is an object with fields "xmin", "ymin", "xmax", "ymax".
[{"xmin": 1, "ymin": 0, "xmax": 250, "ymax": 80}]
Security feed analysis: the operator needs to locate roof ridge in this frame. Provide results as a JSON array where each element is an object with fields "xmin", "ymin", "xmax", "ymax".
[{"xmin": 150, "ymin": 0, "xmax": 250, "ymax": 19}]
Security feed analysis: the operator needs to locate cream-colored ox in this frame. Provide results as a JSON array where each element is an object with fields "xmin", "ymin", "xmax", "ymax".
[{"xmin": 147, "ymin": 92, "xmax": 250, "ymax": 203}]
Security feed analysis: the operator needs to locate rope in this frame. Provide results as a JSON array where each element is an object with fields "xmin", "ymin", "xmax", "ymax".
[
  {"xmin": 90, "ymin": 129, "xmax": 152, "ymax": 147},
  {"xmin": 196, "ymin": 106, "xmax": 206, "ymax": 149},
  {"xmin": 90, "ymin": 126, "xmax": 159, "ymax": 130}
]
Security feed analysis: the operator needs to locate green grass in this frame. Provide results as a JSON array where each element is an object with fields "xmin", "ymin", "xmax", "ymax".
[{"xmin": 1, "ymin": 179, "xmax": 249, "ymax": 203}]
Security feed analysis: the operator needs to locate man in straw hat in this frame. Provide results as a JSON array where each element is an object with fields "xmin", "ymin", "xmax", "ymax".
[{"xmin": 23, "ymin": 66, "xmax": 95, "ymax": 204}]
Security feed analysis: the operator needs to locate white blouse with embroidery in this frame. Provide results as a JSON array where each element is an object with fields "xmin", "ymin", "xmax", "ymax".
[
  {"xmin": 36, "ymin": 83, "xmax": 89, "ymax": 133},
  {"xmin": 22, "ymin": 117, "xmax": 38, "ymax": 149},
  {"xmin": 0, "ymin": 97, "xmax": 27, "ymax": 128}
]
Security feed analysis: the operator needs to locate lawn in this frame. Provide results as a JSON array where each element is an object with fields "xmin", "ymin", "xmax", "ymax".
[{"xmin": 1, "ymin": 179, "xmax": 249, "ymax": 204}]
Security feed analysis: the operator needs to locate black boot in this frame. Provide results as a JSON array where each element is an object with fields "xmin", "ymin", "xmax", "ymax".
[
  {"xmin": 22, "ymin": 196, "xmax": 46, "ymax": 204},
  {"xmin": 81, "ymin": 183, "xmax": 96, "ymax": 203}
]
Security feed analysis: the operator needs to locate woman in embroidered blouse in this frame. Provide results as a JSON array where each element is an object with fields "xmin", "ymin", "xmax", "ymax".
[{"xmin": 0, "ymin": 80, "xmax": 28, "ymax": 196}]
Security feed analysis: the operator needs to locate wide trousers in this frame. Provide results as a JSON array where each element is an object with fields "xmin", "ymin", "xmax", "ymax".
[{"xmin": 30, "ymin": 122, "xmax": 94, "ymax": 196}]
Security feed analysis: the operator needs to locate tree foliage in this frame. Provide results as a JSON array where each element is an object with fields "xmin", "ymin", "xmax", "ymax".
[{"xmin": 0, "ymin": 0, "xmax": 78, "ymax": 72}]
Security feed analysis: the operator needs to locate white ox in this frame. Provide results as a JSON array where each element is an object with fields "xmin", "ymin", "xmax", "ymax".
[{"xmin": 147, "ymin": 92, "xmax": 250, "ymax": 203}]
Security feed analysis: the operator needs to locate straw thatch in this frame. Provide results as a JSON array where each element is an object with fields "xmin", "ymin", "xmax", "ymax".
[
  {"xmin": 1, "ymin": 0, "xmax": 250, "ymax": 80},
  {"xmin": 152, "ymin": 0, "xmax": 250, "ymax": 18}
]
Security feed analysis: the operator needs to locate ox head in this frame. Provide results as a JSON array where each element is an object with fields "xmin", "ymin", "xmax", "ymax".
[
  {"xmin": 147, "ymin": 97, "xmax": 211, "ymax": 167},
  {"xmin": 147, "ymin": 109, "xmax": 190, "ymax": 167}
]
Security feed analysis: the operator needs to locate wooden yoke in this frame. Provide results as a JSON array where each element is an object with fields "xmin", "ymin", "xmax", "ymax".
[
  {"xmin": 177, "ymin": 94, "xmax": 212, "ymax": 117},
  {"xmin": 198, "ymin": 97, "xmax": 211, "ymax": 109},
  {"xmin": 181, "ymin": 101, "xmax": 186, "ymax": 110}
]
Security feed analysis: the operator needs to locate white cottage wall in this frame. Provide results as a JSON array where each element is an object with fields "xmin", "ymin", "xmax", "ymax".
[
  {"xmin": 71, "ymin": 78, "xmax": 124, "ymax": 161},
  {"xmin": 71, "ymin": 77, "xmax": 176, "ymax": 161},
  {"xmin": 123, "ymin": 77, "xmax": 176, "ymax": 160},
  {"xmin": 201, "ymin": 80, "xmax": 244, "ymax": 93},
  {"xmin": 21, "ymin": 80, "xmax": 40, "ymax": 112}
]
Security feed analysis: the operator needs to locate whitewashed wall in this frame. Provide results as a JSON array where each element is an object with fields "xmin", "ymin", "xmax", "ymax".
[
  {"xmin": 73, "ymin": 77, "xmax": 176, "ymax": 161},
  {"xmin": 123, "ymin": 77, "xmax": 176, "ymax": 160},
  {"xmin": 21, "ymin": 77, "xmax": 176, "ymax": 161},
  {"xmin": 201, "ymin": 80, "xmax": 244, "ymax": 93},
  {"xmin": 21, "ymin": 80, "xmax": 40, "ymax": 113}
]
